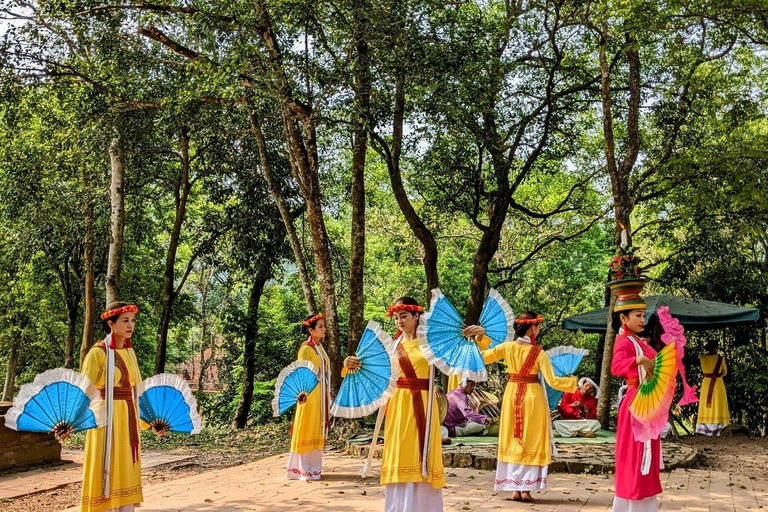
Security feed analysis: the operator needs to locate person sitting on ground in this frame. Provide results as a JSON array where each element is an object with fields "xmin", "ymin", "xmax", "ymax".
[
  {"xmin": 443, "ymin": 378, "xmax": 489, "ymax": 437},
  {"xmin": 552, "ymin": 377, "xmax": 602, "ymax": 438}
]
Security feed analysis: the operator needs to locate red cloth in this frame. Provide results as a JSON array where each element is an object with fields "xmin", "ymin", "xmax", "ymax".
[
  {"xmin": 611, "ymin": 332, "xmax": 663, "ymax": 501},
  {"xmin": 558, "ymin": 390, "xmax": 597, "ymax": 420}
]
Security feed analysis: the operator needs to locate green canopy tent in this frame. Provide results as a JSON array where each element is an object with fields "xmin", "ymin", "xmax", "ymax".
[{"xmin": 562, "ymin": 294, "xmax": 760, "ymax": 333}]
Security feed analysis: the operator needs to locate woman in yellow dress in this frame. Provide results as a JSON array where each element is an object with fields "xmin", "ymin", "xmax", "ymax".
[
  {"xmin": 286, "ymin": 313, "xmax": 331, "ymax": 480},
  {"xmin": 345, "ymin": 297, "xmax": 445, "ymax": 512},
  {"xmin": 79, "ymin": 302, "xmax": 165, "ymax": 512},
  {"xmin": 474, "ymin": 311, "xmax": 577, "ymax": 503},
  {"xmin": 696, "ymin": 340, "xmax": 730, "ymax": 436}
]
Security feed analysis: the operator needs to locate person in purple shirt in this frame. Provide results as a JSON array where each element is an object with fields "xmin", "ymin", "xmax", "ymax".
[{"xmin": 443, "ymin": 379, "xmax": 489, "ymax": 437}]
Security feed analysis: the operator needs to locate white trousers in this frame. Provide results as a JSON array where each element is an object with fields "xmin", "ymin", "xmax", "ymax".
[
  {"xmin": 494, "ymin": 462, "xmax": 547, "ymax": 491},
  {"xmin": 612, "ymin": 495, "xmax": 658, "ymax": 512},
  {"xmin": 384, "ymin": 482, "xmax": 443, "ymax": 512},
  {"xmin": 286, "ymin": 449, "xmax": 323, "ymax": 480},
  {"xmin": 455, "ymin": 421, "xmax": 487, "ymax": 436},
  {"xmin": 552, "ymin": 419, "xmax": 601, "ymax": 437}
]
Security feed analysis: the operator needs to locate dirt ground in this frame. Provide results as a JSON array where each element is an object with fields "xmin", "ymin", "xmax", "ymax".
[
  {"xmin": 0, "ymin": 447, "xmax": 276, "ymax": 512},
  {"xmin": 678, "ymin": 431, "xmax": 768, "ymax": 481},
  {"xmin": 2, "ymin": 432, "xmax": 767, "ymax": 512}
]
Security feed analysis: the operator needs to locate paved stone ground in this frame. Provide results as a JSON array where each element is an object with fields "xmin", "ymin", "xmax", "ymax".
[
  {"xmin": 58, "ymin": 452, "xmax": 767, "ymax": 512},
  {"xmin": 0, "ymin": 451, "xmax": 194, "ymax": 500}
]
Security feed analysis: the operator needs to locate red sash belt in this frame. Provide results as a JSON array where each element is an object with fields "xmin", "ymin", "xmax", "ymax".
[
  {"xmin": 510, "ymin": 345, "xmax": 542, "ymax": 443},
  {"xmin": 627, "ymin": 376, "xmax": 640, "ymax": 389},
  {"xmin": 99, "ymin": 386, "xmax": 133, "ymax": 400},
  {"xmin": 705, "ymin": 356, "xmax": 724, "ymax": 407},
  {"xmin": 507, "ymin": 374, "xmax": 539, "ymax": 384},
  {"xmin": 397, "ymin": 377, "xmax": 430, "ymax": 391},
  {"xmin": 396, "ymin": 343, "xmax": 428, "ymax": 459}
]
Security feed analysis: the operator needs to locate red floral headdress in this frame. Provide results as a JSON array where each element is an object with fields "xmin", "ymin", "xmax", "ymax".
[
  {"xmin": 302, "ymin": 313, "xmax": 324, "ymax": 327},
  {"xmin": 514, "ymin": 315, "xmax": 544, "ymax": 325},
  {"xmin": 386, "ymin": 304, "xmax": 424, "ymax": 317},
  {"xmin": 100, "ymin": 304, "xmax": 139, "ymax": 321}
]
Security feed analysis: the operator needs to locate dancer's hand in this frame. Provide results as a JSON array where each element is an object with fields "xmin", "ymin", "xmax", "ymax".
[
  {"xmin": 344, "ymin": 356, "xmax": 361, "ymax": 370},
  {"xmin": 52, "ymin": 423, "xmax": 73, "ymax": 442},
  {"xmin": 636, "ymin": 355, "xmax": 655, "ymax": 380},
  {"xmin": 461, "ymin": 325, "xmax": 485, "ymax": 338},
  {"xmin": 151, "ymin": 420, "xmax": 169, "ymax": 437}
]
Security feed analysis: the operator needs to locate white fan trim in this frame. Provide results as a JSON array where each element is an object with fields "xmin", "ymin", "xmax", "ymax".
[
  {"xmin": 140, "ymin": 373, "xmax": 203, "ymax": 434},
  {"xmin": 546, "ymin": 346, "xmax": 589, "ymax": 358},
  {"xmin": 486, "ymin": 288, "xmax": 516, "ymax": 343},
  {"xmin": 272, "ymin": 360, "xmax": 319, "ymax": 417},
  {"xmin": 331, "ymin": 320, "xmax": 399, "ymax": 419},
  {"xmin": 417, "ymin": 288, "xmax": 488, "ymax": 382},
  {"xmin": 4, "ymin": 368, "xmax": 103, "ymax": 432}
]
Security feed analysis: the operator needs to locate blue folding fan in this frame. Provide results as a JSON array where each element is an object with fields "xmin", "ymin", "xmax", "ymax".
[
  {"xmin": 417, "ymin": 289, "xmax": 488, "ymax": 381},
  {"xmin": 138, "ymin": 374, "xmax": 202, "ymax": 434},
  {"xmin": 332, "ymin": 321, "xmax": 397, "ymax": 418},
  {"xmin": 272, "ymin": 361, "xmax": 320, "ymax": 416},
  {"xmin": 478, "ymin": 288, "xmax": 515, "ymax": 348},
  {"xmin": 4, "ymin": 368, "xmax": 103, "ymax": 436},
  {"xmin": 544, "ymin": 346, "xmax": 589, "ymax": 409}
]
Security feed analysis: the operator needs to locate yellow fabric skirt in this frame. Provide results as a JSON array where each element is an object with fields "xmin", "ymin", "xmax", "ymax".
[
  {"xmin": 290, "ymin": 384, "xmax": 325, "ymax": 454},
  {"xmin": 380, "ymin": 387, "xmax": 445, "ymax": 489},
  {"xmin": 497, "ymin": 381, "xmax": 552, "ymax": 466},
  {"xmin": 81, "ymin": 401, "xmax": 143, "ymax": 512}
]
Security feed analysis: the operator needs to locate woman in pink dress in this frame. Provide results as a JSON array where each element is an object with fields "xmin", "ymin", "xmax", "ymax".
[{"xmin": 610, "ymin": 280, "xmax": 662, "ymax": 512}]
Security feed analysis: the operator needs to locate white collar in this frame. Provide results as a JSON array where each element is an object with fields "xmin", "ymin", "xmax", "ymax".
[{"xmin": 515, "ymin": 335, "xmax": 532, "ymax": 345}]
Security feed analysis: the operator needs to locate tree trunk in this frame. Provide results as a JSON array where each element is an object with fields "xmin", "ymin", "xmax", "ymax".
[
  {"xmin": 465, "ymin": 200, "xmax": 508, "ymax": 324},
  {"xmin": 376, "ymin": 76, "xmax": 440, "ymax": 303},
  {"xmin": 106, "ymin": 133, "xmax": 126, "ymax": 305},
  {"xmin": 197, "ymin": 265, "xmax": 213, "ymax": 391},
  {"xmin": 64, "ymin": 289, "xmax": 79, "ymax": 368},
  {"xmin": 253, "ymin": 1, "xmax": 342, "ymax": 390},
  {"xmin": 232, "ymin": 272, "xmax": 268, "ymax": 428},
  {"xmin": 80, "ymin": 167, "xmax": 96, "ymax": 367},
  {"xmin": 247, "ymin": 108, "xmax": 318, "ymax": 315},
  {"xmin": 1, "ymin": 329, "xmax": 23, "ymax": 402},
  {"xmin": 347, "ymin": 0, "xmax": 371, "ymax": 354},
  {"xmin": 58, "ymin": 256, "xmax": 81, "ymax": 369},
  {"xmin": 155, "ymin": 128, "xmax": 192, "ymax": 375},
  {"xmin": 595, "ymin": 23, "xmax": 642, "ymax": 428}
]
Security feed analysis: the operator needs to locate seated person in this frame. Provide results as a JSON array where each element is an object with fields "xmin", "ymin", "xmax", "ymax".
[
  {"xmin": 553, "ymin": 377, "xmax": 601, "ymax": 438},
  {"xmin": 443, "ymin": 378, "xmax": 488, "ymax": 436}
]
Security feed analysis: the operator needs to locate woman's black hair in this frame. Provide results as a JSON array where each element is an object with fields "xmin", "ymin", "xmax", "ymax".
[
  {"xmin": 514, "ymin": 310, "xmax": 540, "ymax": 339},
  {"xmin": 301, "ymin": 315, "xmax": 324, "ymax": 336},
  {"xmin": 395, "ymin": 296, "xmax": 420, "ymax": 308},
  {"xmin": 102, "ymin": 301, "xmax": 130, "ymax": 334}
]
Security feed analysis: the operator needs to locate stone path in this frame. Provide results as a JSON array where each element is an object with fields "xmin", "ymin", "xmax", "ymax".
[
  {"xmin": 0, "ymin": 451, "xmax": 194, "ymax": 500},
  {"xmin": 58, "ymin": 452, "xmax": 767, "ymax": 512}
]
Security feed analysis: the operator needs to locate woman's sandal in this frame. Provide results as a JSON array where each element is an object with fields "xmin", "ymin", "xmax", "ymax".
[{"xmin": 511, "ymin": 492, "xmax": 523, "ymax": 502}]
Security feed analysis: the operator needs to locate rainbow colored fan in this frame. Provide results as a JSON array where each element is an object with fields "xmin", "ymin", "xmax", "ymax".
[
  {"xmin": 477, "ymin": 289, "xmax": 515, "ymax": 348},
  {"xmin": 417, "ymin": 289, "xmax": 488, "ymax": 381},
  {"xmin": 629, "ymin": 341, "xmax": 678, "ymax": 442},
  {"xmin": 138, "ymin": 374, "xmax": 202, "ymax": 434},
  {"xmin": 331, "ymin": 321, "xmax": 397, "ymax": 418},
  {"xmin": 544, "ymin": 346, "xmax": 589, "ymax": 409},
  {"xmin": 272, "ymin": 361, "xmax": 320, "ymax": 416},
  {"xmin": 4, "ymin": 368, "xmax": 103, "ymax": 437}
]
